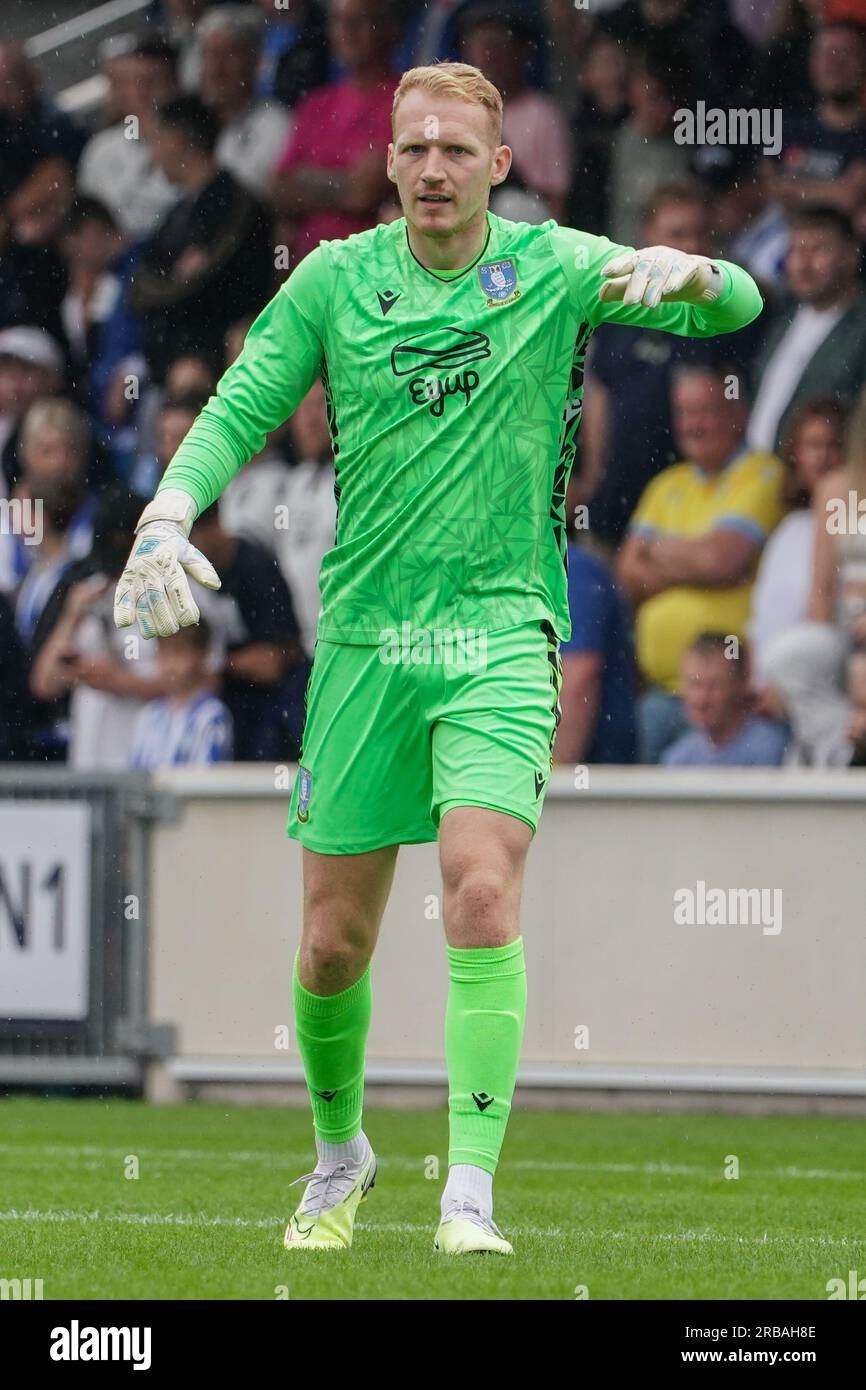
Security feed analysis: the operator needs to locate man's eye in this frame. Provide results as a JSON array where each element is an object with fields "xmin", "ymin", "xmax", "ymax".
[{"xmin": 448, "ymin": 146, "xmax": 467, "ymax": 154}]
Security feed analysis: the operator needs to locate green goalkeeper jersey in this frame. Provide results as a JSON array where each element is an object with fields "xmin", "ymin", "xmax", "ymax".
[{"xmin": 157, "ymin": 212, "xmax": 762, "ymax": 643}]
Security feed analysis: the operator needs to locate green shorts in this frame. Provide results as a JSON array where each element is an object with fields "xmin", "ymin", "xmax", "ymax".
[{"xmin": 287, "ymin": 620, "xmax": 563, "ymax": 854}]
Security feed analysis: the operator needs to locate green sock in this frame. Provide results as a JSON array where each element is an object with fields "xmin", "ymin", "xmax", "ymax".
[
  {"xmin": 445, "ymin": 938, "xmax": 527, "ymax": 1176},
  {"xmin": 292, "ymin": 950, "xmax": 372, "ymax": 1143}
]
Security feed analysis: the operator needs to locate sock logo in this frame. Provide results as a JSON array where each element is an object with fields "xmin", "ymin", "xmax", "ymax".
[
  {"xmin": 314, "ymin": 1089, "xmax": 338, "ymax": 1101},
  {"xmin": 472, "ymin": 1091, "xmax": 494, "ymax": 1113}
]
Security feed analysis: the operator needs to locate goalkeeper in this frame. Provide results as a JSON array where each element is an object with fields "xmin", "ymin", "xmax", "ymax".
[{"xmin": 115, "ymin": 63, "xmax": 763, "ymax": 1255}]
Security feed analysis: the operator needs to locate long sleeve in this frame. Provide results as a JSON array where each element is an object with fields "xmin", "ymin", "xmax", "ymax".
[
  {"xmin": 155, "ymin": 245, "xmax": 330, "ymax": 515},
  {"xmin": 549, "ymin": 224, "xmax": 764, "ymax": 338}
]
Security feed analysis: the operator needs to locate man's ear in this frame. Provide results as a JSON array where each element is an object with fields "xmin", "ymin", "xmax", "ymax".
[
  {"xmin": 490, "ymin": 143, "xmax": 513, "ymax": 188},
  {"xmin": 386, "ymin": 143, "xmax": 397, "ymax": 184}
]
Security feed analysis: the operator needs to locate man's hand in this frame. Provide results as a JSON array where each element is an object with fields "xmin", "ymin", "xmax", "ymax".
[
  {"xmin": 114, "ymin": 489, "xmax": 221, "ymax": 638},
  {"xmin": 599, "ymin": 246, "xmax": 723, "ymax": 308}
]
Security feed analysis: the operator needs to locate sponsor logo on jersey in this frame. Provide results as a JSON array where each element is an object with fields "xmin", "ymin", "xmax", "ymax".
[
  {"xmin": 478, "ymin": 258, "xmax": 520, "ymax": 306},
  {"xmin": 390, "ymin": 326, "xmax": 491, "ymax": 417},
  {"xmin": 297, "ymin": 765, "xmax": 312, "ymax": 822},
  {"xmin": 376, "ymin": 289, "xmax": 401, "ymax": 316}
]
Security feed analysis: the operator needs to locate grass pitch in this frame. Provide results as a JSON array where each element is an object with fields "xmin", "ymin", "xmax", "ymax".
[{"xmin": 0, "ymin": 1097, "xmax": 863, "ymax": 1300}]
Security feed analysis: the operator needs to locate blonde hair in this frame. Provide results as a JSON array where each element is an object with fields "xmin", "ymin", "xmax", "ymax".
[
  {"xmin": 20, "ymin": 397, "xmax": 91, "ymax": 463},
  {"xmin": 392, "ymin": 63, "xmax": 503, "ymax": 145}
]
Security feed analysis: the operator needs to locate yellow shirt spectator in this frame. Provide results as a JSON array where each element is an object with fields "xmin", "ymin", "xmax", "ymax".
[{"xmin": 629, "ymin": 449, "xmax": 786, "ymax": 692}]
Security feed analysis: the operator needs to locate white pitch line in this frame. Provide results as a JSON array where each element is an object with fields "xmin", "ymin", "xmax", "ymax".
[
  {"xmin": 0, "ymin": 1144, "xmax": 862, "ymax": 1183},
  {"xmin": 0, "ymin": 1209, "xmax": 862, "ymax": 1247}
]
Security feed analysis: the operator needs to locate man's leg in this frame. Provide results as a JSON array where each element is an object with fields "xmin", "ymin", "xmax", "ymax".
[
  {"xmin": 285, "ymin": 843, "xmax": 398, "ymax": 1248},
  {"xmin": 294, "ymin": 842, "xmax": 397, "ymax": 1144},
  {"xmin": 437, "ymin": 806, "xmax": 531, "ymax": 1237}
]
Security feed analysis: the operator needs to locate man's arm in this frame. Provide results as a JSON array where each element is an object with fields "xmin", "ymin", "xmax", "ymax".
[
  {"xmin": 115, "ymin": 246, "xmax": 329, "ymax": 637},
  {"xmin": 550, "ymin": 226, "xmax": 764, "ymax": 338}
]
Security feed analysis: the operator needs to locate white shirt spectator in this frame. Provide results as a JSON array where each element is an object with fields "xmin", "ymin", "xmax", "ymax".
[
  {"xmin": 78, "ymin": 126, "xmax": 182, "ymax": 239},
  {"xmin": 747, "ymin": 305, "xmax": 846, "ymax": 453},
  {"xmin": 69, "ymin": 594, "xmax": 159, "ymax": 770},
  {"xmin": 749, "ymin": 509, "xmax": 815, "ymax": 685},
  {"xmin": 216, "ymin": 101, "xmax": 292, "ymax": 200}
]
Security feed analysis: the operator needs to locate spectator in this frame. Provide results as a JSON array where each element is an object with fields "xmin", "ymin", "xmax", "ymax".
[
  {"xmin": 272, "ymin": 0, "xmax": 399, "ymax": 267},
  {"xmin": 12, "ymin": 397, "xmax": 98, "ymax": 644},
  {"xmin": 762, "ymin": 22, "xmax": 866, "ymax": 222},
  {"xmin": 458, "ymin": 2, "xmax": 573, "ymax": 222},
  {"xmin": 76, "ymin": 36, "xmax": 181, "ymax": 241},
  {"xmin": 127, "ymin": 95, "xmax": 273, "ymax": 382},
  {"xmin": 129, "ymin": 615, "xmax": 233, "ymax": 769},
  {"xmin": 602, "ymin": 0, "xmax": 756, "ymax": 108},
  {"xmin": 57, "ymin": 198, "xmax": 126, "ymax": 412},
  {"xmin": 747, "ymin": 207, "xmax": 866, "ymax": 455},
  {"xmin": 0, "ymin": 590, "xmax": 32, "ymax": 759},
  {"xmin": 157, "ymin": 0, "xmax": 212, "ymax": 91},
  {"xmin": 750, "ymin": 397, "xmax": 848, "ymax": 692},
  {"xmin": 187, "ymin": 502, "xmax": 306, "ymax": 760},
  {"xmin": 661, "ymin": 633, "xmax": 789, "ymax": 767},
  {"xmin": 762, "ymin": 388, "xmax": 866, "ymax": 765},
  {"xmin": 199, "ymin": 5, "xmax": 293, "ymax": 200},
  {"xmin": 553, "ymin": 537, "xmax": 637, "ymax": 765},
  {"xmin": 130, "ymin": 387, "xmax": 210, "ymax": 504},
  {"xmin": 253, "ymin": 0, "xmax": 329, "ymax": 110},
  {"xmin": 222, "ymin": 378, "xmax": 336, "ymax": 658},
  {"xmin": 580, "ymin": 183, "xmax": 759, "ymax": 550},
  {"xmin": 617, "ymin": 363, "xmax": 785, "ymax": 762},
  {"xmin": 710, "ymin": 154, "xmax": 791, "ymax": 299},
  {"xmin": 29, "ymin": 486, "xmax": 171, "ymax": 769},
  {"xmin": 566, "ymin": 29, "xmax": 631, "ymax": 237},
  {"xmin": 0, "ymin": 44, "xmax": 85, "ymax": 247},
  {"xmin": 607, "ymin": 40, "xmax": 694, "ymax": 248},
  {"xmin": 0, "ymin": 326, "xmax": 66, "ymax": 495}
]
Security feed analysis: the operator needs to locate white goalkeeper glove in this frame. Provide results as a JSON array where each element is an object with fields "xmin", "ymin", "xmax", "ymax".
[
  {"xmin": 113, "ymin": 488, "xmax": 221, "ymax": 638},
  {"xmin": 599, "ymin": 245, "xmax": 724, "ymax": 309}
]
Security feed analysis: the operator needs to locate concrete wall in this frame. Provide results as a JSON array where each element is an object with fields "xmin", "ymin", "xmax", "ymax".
[{"xmin": 145, "ymin": 767, "xmax": 866, "ymax": 1101}]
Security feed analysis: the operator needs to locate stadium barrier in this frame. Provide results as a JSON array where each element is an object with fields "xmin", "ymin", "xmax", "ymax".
[{"xmin": 2, "ymin": 766, "xmax": 865, "ymax": 1107}]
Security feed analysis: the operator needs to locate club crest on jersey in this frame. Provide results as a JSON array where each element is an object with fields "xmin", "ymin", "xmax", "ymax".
[
  {"xmin": 297, "ymin": 765, "xmax": 312, "ymax": 822},
  {"xmin": 478, "ymin": 258, "xmax": 519, "ymax": 306}
]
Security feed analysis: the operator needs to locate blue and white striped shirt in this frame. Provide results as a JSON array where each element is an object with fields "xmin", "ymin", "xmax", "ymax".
[{"xmin": 129, "ymin": 691, "xmax": 233, "ymax": 770}]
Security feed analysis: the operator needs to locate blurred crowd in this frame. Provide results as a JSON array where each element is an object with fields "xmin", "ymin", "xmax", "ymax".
[{"xmin": 2, "ymin": 0, "xmax": 866, "ymax": 770}]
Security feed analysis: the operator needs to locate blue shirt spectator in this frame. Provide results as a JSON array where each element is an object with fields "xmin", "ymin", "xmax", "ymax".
[
  {"xmin": 662, "ymin": 717, "xmax": 789, "ymax": 767},
  {"xmin": 557, "ymin": 541, "xmax": 636, "ymax": 764}
]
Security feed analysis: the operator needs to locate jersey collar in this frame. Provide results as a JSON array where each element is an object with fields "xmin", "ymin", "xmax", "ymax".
[{"xmin": 401, "ymin": 212, "xmax": 493, "ymax": 284}]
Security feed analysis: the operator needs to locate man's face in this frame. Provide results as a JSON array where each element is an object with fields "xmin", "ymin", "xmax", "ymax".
[
  {"xmin": 681, "ymin": 650, "xmax": 743, "ymax": 736},
  {"xmin": 201, "ymin": 29, "xmax": 256, "ymax": 108},
  {"xmin": 157, "ymin": 634, "xmax": 206, "ymax": 690},
  {"xmin": 388, "ymin": 90, "xmax": 510, "ymax": 241},
  {"xmin": 644, "ymin": 199, "xmax": 710, "ymax": 257},
  {"xmin": 809, "ymin": 26, "xmax": 866, "ymax": 101},
  {"xmin": 786, "ymin": 226, "xmax": 858, "ymax": 304},
  {"xmin": 672, "ymin": 374, "xmax": 744, "ymax": 470}
]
